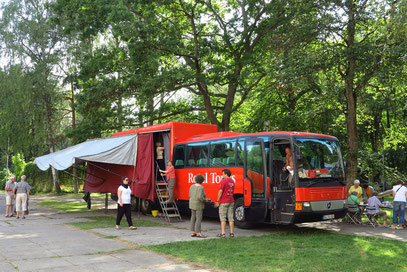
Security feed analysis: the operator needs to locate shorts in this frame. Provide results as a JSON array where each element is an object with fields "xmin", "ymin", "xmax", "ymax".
[
  {"xmin": 15, "ymin": 193, "xmax": 27, "ymax": 212},
  {"xmin": 219, "ymin": 202, "xmax": 234, "ymax": 222},
  {"xmin": 6, "ymin": 194, "xmax": 14, "ymax": 205}
]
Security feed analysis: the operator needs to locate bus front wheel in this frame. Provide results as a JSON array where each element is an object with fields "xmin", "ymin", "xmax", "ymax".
[{"xmin": 234, "ymin": 197, "xmax": 253, "ymax": 229}]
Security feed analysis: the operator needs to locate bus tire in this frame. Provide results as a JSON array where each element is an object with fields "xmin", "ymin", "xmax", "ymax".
[
  {"xmin": 140, "ymin": 199, "xmax": 153, "ymax": 214},
  {"xmin": 234, "ymin": 197, "xmax": 253, "ymax": 229}
]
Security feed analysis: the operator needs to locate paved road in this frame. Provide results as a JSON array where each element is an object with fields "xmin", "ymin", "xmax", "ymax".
[
  {"xmin": 0, "ymin": 194, "xmax": 213, "ymax": 272},
  {"xmin": 1, "ymin": 193, "xmax": 407, "ymax": 271}
]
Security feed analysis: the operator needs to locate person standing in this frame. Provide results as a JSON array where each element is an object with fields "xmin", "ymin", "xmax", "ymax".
[
  {"xmin": 159, "ymin": 160, "xmax": 176, "ymax": 203},
  {"xmin": 155, "ymin": 142, "xmax": 165, "ymax": 180},
  {"xmin": 13, "ymin": 175, "xmax": 30, "ymax": 219},
  {"xmin": 115, "ymin": 177, "xmax": 137, "ymax": 230},
  {"xmin": 362, "ymin": 183, "xmax": 374, "ymax": 202},
  {"xmin": 215, "ymin": 169, "xmax": 235, "ymax": 237},
  {"xmin": 348, "ymin": 179, "xmax": 363, "ymax": 202},
  {"xmin": 391, "ymin": 180, "xmax": 407, "ymax": 230},
  {"xmin": 282, "ymin": 147, "xmax": 294, "ymax": 187},
  {"xmin": 189, "ymin": 174, "xmax": 208, "ymax": 238},
  {"xmin": 4, "ymin": 175, "xmax": 16, "ymax": 217}
]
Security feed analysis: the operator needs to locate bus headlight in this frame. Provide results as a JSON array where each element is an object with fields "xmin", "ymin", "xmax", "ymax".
[{"xmin": 303, "ymin": 202, "xmax": 311, "ymax": 207}]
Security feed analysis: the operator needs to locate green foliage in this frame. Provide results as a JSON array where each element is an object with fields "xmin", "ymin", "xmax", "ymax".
[
  {"xmin": 11, "ymin": 153, "xmax": 26, "ymax": 178},
  {"xmin": 358, "ymin": 150, "xmax": 406, "ymax": 186},
  {"xmin": 0, "ymin": 0, "xmax": 406, "ymax": 183}
]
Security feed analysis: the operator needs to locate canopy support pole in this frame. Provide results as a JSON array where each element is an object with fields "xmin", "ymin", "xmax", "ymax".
[{"xmin": 105, "ymin": 193, "xmax": 108, "ymax": 214}]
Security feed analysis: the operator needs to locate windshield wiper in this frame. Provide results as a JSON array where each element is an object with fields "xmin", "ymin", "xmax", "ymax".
[
  {"xmin": 305, "ymin": 177, "xmax": 346, "ymax": 187},
  {"xmin": 306, "ymin": 179, "xmax": 327, "ymax": 187}
]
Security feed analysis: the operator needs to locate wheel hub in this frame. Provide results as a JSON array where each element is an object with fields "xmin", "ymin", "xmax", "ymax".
[{"xmin": 235, "ymin": 205, "xmax": 244, "ymax": 221}]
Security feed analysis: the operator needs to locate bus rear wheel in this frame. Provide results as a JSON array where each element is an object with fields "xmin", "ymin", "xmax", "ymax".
[
  {"xmin": 234, "ymin": 197, "xmax": 253, "ymax": 229},
  {"xmin": 140, "ymin": 199, "xmax": 153, "ymax": 214}
]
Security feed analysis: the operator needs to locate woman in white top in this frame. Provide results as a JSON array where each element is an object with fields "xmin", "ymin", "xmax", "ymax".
[{"xmin": 115, "ymin": 177, "xmax": 137, "ymax": 230}]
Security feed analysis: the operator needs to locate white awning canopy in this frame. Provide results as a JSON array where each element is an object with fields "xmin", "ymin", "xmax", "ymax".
[{"xmin": 34, "ymin": 134, "xmax": 138, "ymax": 171}]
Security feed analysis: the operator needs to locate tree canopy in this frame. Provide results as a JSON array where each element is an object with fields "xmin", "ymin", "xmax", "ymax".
[{"xmin": 0, "ymin": 0, "xmax": 406, "ymax": 190}]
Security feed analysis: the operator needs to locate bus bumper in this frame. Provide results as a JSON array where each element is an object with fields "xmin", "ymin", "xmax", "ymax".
[{"xmin": 293, "ymin": 199, "xmax": 347, "ymax": 223}]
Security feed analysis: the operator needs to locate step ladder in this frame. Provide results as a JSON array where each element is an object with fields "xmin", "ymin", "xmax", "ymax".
[
  {"xmin": 155, "ymin": 181, "xmax": 182, "ymax": 223},
  {"xmin": 155, "ymin": 161, "xmax": 182, "ymax": 223}
]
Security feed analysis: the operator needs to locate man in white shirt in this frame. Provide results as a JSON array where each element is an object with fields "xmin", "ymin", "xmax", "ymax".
[{"xmin": 392, "ymin": 180, "xmax": 407, "ymax": 230}]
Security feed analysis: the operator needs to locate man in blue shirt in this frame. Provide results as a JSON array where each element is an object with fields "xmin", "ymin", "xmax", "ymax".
[{"xmin": 367, "ymin": 192, "xmax": 388, "ymax": 227}]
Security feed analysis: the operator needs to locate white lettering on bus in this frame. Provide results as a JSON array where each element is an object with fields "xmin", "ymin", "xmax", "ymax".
[
  {"xmin": 188, "ymin": 173, "xmax": 195, "ymax": 183},
  {"xmin": 187, "ymin": 172, "xmax": 237, "ymax": 184}
]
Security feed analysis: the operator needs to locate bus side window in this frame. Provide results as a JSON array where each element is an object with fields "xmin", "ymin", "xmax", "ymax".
[
  {"xmin": 186, "ymin": 142, "xmax": 209, "ymax": 167},
  {"xmin": 210, "ymin": 139, "xmax": 236, "ymax": 167},
  {"xmin": 173, "ymin": 145, "xmax": 185, "ymax": 169}
]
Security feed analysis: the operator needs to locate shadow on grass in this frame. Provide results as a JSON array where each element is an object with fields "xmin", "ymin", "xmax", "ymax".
[{"xmin": 147, "ymin": 229, "xmax": 407, "ymax": 272}]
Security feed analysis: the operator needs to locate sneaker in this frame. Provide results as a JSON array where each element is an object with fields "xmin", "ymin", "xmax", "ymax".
[
  {"xmin": 396, "ymin": 225, "xmax": 404, "ymax": 230},
  {"xmin": 391, "ymin": 225, "xmax": 397, "ymax": 230}
]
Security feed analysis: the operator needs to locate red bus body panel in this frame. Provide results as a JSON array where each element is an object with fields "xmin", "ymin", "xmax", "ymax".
[
  {"xmin": 295, "ymin": 187, "xmax": 347, "ymax": 202},
  {"xmin": 174, "ymin": 167, "xmax": 244, "ymax": 202}
]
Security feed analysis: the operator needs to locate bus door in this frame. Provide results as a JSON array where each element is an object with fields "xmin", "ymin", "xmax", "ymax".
[
  {"xmin": 243, "ymin": 138, "xmax": 268, "ymax": 222},
  {"xmin": 270, "ymin": 137, "xmax": 295, "ymax": 223}
]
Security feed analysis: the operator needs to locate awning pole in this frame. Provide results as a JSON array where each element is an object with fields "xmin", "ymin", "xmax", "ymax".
[
  {"xmin": 105, "ymin": 193, "xmax": 108, "ymax": 214},
  {"xmin": 138, "ymin": 198, "xmax": 141, "ymax": 219}
]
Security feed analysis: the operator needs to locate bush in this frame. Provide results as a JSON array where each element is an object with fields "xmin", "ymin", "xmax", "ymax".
[{"xmin": 24, "ymin": 162, "xmax": 86, "ymax": 194}]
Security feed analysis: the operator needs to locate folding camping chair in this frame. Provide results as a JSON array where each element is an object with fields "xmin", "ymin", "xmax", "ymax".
[
  {"xmin": 344, "ymin": 205, "xmax": 362, "ymax": 224},
  {"xmin": 364, "ymin": 206, "xmax": 378, "ymax": 228}
]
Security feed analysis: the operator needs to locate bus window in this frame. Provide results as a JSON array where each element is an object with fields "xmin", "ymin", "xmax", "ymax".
[
  {"xmin": 186, "ymin": 142, "xmax": 209, "ymax": 167},
  {"xmin": 173, "ymin": 145, "xmax": 185, "ymax": 168},
  {"xmin": 246, "ymin": 142, "xmax": 265, "ymax": 198},
  {"xmin": 210, "ymin": 139, "xmax": 236, "ymax": 167}
]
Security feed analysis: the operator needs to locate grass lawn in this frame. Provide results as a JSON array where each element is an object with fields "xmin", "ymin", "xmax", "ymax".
[
  {"xmin": 68, "ymin": 215, "xmax": 167, "ymax": 230},
  {"xmin": 37, "ymin": 199, "xmax": 98, "ymax": 213},
  {"xmin": 147, "ymin": 229, "xmax": 407, "ymax": 272}
]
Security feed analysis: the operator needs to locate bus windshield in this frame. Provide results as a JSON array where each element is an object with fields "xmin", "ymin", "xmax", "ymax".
[{"xmin": 295, "ymin": 138, "xmax": 344, "ymax": 181}]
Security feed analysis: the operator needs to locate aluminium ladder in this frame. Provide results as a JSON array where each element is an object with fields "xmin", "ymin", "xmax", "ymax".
[{"xmin": 155, "ymin": 162, "xmax": 182, "ymax": 223}]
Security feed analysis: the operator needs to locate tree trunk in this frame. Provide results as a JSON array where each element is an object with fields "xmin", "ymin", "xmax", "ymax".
[
  {"xmin": 344, "ymin": 0, "xmax": 358, "ymax": 186},
  {"xmin": 345, "ymin": 80, "xmax": 358, "ymax": 186},
  {"xmin": 147, "ymin": 94, "xmax": 154, "ymax": 126},
  {"xmin": 71, "ymin": 82, "xmax": 78, "ymax": 194}
]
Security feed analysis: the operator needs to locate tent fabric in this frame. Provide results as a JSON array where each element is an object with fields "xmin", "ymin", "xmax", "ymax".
[
  {"xmin": 83, "ymin": 133, "xmax": 155, "ymax": 201},
  {"xmin": 132, "ymin": 133, "xmax": 155, "ymax": 200},
  {"xmin": 34, "ymin": 135, "xmax": 138, "ymax": 171},
  {"xmin": 83, "ymin": 162, "xmax": 137, "ymax": 194}
]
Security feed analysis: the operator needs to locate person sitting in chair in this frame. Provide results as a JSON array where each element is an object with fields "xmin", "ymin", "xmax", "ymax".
[
  {"xmin": 367, "ymin": 192, "xmax": 388, "ymax": 227},
  {"xmin": 347, "ymin": 191, "xmax": 361, "ymax": 223}
]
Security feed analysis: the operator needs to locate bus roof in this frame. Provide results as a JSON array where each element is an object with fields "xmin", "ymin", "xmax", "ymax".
[
  {"xmin": 113, "ymin": 122, "xmax": 337, "ymax": 142},
  {"xmin": 176, "ymin": 130, "xmax": 337, "ymax": 144}
]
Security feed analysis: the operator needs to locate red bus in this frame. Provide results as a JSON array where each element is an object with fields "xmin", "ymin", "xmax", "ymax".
[{"xmin": 114, "ymin": 122, "xmax": 347, "ymax": 228}]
